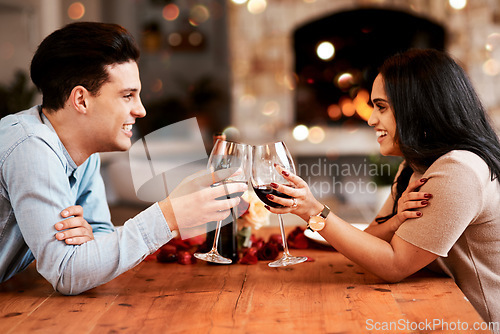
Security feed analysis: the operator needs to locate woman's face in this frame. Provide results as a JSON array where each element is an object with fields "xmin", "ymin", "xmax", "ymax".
[{"xmin": 368, "ymin": 74, "xmax": 403, "ymax": 157}]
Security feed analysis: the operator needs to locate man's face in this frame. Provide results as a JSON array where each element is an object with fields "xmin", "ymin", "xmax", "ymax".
[{"xmin": 86, "ymin": 61, "xmax": 146, "ymax": 152}]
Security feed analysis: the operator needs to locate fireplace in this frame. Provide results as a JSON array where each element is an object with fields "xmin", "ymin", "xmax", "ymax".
[{"xmin": 293, "ymin": 7, "xmax": 446, "ymax": 127}]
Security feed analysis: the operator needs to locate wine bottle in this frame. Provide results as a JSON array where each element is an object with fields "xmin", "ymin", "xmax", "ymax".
[{"xmin": 204, "ymin": 133, "xmax": 239, "ymax": 264}]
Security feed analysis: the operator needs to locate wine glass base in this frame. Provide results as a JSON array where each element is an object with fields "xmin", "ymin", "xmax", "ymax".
[
  {"xmin": 268, "ymin": 255, "xmax": 307, "ymax": 267},
  {"xmin": 194, "ymin": 251, "xmax": 232, "ymax": 264}
]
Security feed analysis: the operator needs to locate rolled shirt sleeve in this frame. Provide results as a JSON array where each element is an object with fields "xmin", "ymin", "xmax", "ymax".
[{"xmin": 3, "ymin": 135, "xmax": 173, "ymax": 295}]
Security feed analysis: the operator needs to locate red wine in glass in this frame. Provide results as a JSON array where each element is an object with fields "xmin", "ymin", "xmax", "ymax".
[
  {"xmin": 251, "ymin": 141, "xmax": 307, "ymax": 267},
  {"xmin": 252, "ymin": 185, "xmax": 292, "ymax": 208}
]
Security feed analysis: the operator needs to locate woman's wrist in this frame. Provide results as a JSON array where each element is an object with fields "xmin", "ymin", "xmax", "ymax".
[{"xmin": 301, "ymin": 201, "xmax": 325, "ymax": 222}]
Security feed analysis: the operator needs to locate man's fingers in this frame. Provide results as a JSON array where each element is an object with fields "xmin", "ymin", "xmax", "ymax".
[
  {"xmin": 55, "ymin": 217, "xmax": 86, "ymax": 230},
  {"xmin": 65, "ymin": 236, "xmax": 93, "ymax": 245},
  {"xmin": 56, "ymin": 227, "xmax": 93, "ymax": 240},
  {"xmin": 209, "ymin": 182, "xmax": 248, "ymax": 199},
  {"xmin": 60, "ymin": 205, "xmax": 83, "ymax": 218}
]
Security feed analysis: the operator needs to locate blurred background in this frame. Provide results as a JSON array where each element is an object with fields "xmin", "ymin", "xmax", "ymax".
[{"xmin": 1, "ymin": 0, "xmax": 499, "ymax": 226}]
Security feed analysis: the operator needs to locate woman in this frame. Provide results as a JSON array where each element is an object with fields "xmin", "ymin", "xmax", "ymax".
[{"xmin": 267, "ymin": 49, "xmax": 500, "ymax": 325}]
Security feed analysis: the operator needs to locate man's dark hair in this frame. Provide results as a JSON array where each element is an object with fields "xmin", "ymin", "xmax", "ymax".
[{"xmin": 30, "ymin": 22, "xmax": 140, "ymax": 111}]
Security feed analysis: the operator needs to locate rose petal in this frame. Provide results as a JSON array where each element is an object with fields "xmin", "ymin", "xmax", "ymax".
[
  {"xmin": 257, "ymin": 242, "xmax": 279, "ymax": 261},
  {"xmin": 157, "ymin": 244, "xmax": 178, "ymax": 263},
  {"xmin": 177, "ymin": 250, "xmax": 196, "ymax": 265},
  {"xmin": 239, "ymin": 247, "xmax": 259, "ymax": 264}
]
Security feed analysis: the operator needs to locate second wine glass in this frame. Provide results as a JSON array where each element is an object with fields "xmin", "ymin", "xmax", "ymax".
[
  {"xmin": 194, "ymin": 139, "xmax": 250, "ymax": 264},
  {"xmin": 251, "ymin": 141, "xmax": 307, "ymax": 267}
]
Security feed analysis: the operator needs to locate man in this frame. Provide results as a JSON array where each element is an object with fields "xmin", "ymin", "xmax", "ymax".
[{"xmin": 0, "ymin": 22, "xmax": 246, "ymax": 295}]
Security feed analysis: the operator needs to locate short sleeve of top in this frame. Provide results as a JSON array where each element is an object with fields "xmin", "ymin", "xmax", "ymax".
[{"xmin": 395, "ymin": 151, "xmax": 487, "ymax": 257}]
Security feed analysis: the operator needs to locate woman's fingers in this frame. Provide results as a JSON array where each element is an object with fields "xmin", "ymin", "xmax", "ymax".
[
  {"xmin": 400, "ymin": 198, "xmax": 430, "ymax": 211},
  {"xmin": 405, "ymin": 177, "xmax": 428, "ymax": 194}
]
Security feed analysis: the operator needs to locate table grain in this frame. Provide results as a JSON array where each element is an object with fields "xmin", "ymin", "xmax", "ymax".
[{"xmin": 0, "ymin": 227, "xmax": 490, "ymax": 334}]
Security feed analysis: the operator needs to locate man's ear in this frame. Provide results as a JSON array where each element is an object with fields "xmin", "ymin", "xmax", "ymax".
[{"xmin": 69, "ymin": 86, "xmax": 89, "ymax": 114}]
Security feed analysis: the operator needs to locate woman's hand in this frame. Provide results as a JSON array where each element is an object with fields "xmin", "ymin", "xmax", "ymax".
[
  {"xmin": 263, "ymin": 166, "xmax": 323, "ymax": 222},
  {"xmin": 392, "ymin": 177, "xmax": 432, "ymax": 227},
  {"xmin": 54, "ymin": 205, "xmax": 94, "ymax": 245}
]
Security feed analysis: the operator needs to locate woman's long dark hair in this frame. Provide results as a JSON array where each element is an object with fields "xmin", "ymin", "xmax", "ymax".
[{"xmin": 376, "ymin": 49, "xmax": 500, "ymax": 223}]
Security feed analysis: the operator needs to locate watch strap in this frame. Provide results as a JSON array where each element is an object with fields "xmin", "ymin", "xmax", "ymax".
[{"xmin": 319, "ymin": 205, "xmax": 330, "ymax": 219}]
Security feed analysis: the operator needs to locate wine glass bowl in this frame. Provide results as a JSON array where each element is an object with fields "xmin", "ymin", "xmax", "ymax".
[
  {"xmin": 251, "ymin": 142, "xmax": 307, "ymax": 267},
  {"xmin": 194, "ymin": 139, "xmax": 250, "ymax": 264}
]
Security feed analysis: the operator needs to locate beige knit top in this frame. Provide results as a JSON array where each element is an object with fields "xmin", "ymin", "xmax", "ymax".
[{"xmin": 392, "ymin": 150, "xmax": 500, "ymax": 325}]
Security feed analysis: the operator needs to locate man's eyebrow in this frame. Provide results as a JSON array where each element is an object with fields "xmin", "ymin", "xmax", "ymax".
[{"xmin": 119, "ymin": 88, "xmax": 139, "ymax": 93}]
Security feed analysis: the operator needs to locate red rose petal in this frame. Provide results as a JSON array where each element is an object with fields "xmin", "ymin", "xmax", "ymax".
[
  {"xmin": 177, "ymin": 250, "xmax": 196, "ymax": 265},
  {"xmin": 257, "ymin": 242, "xmax": 279, "ymax": 261}
]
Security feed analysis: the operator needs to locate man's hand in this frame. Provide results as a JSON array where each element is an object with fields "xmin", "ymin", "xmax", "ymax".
[
  {"xmin": 54, "ymin": 205, "xmax": 94, "ymax": 245},
  {"xmin": 159, "ymin": 168, "xmax": 248, "ymax": 239}
]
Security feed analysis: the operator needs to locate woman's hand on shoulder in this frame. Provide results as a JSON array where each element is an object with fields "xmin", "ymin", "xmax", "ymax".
[{"xmin": 393, "ymin": 177, "xmax": 433, "ymax": 228}]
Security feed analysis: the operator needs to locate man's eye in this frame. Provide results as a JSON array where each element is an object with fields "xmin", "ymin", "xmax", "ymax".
[{"xmin": 124, "ymin": 94, "xmax": 133, "ymax": 99}]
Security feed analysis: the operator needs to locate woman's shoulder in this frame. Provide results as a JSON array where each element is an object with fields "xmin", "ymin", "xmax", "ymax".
[
  {"xmin": 428, "ymin": 150, "xmax": 490, "ymax": 182},
  {"xmin": 434, "ymin": 150, "xmax": 487, "ymax": 168}
]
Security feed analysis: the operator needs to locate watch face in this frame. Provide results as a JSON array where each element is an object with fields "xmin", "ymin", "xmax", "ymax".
[{"xmin": 309, "ymin": 215, "xmax": 326, "ymax": 231}]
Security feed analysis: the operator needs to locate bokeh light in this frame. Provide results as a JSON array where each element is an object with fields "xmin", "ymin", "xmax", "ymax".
[
  {"xmin": 223, "ymin": 126, "xmax": 241, "ymax": 140},
  {"xmin": 247, "ymin": 0, "xmax": 267, "ymax": 14},
  {"xmin": 168, "ymin": 33, "xmax": 182, "ymax": 47},
  {"xmin": 262, "ymin": 101, "xmax": 280, "ymax": 116},
  {"xmin": 339, "ymin": 97, "xmax": 355, "ymax": 117},
  {"xmin": 483, "ymin": 59, "xmax": 500, "ymax": 76},
  {"xmin": 68, "ymin": 2, "xmax": 85, "ymax": 20},
  {"xmin": 308, "ymin": 126, "xmax": 325, "ymax": 144},
  {"xmin": 162, "ymin": 4, "xmax": 180, "ymax": 21},
  {"xmin": 486, "ymin": 33, "xmax": 500, "ymax": 52},
  {"xmin": 232, "ymin": 0, "xmax": 247, "ymax": 4},
  {"xmin": 353, "ymin": 89, "xmax": 372, "ymax": 121},
  {"xmin": 293, "ymin": 125, "xmax": 309, "ymax": 141},
  {"xmin": 189, "ymin": 5, "xmax": 210, "ymax": 26},
  {"xmin": 327, "ymin": 104, "xmax": 342, "ymax": 121},
  {"xmin": 337, "ymin": 72, "xmax": 353, "ymax": 90},
  {"xmin": 316, "ymin": 41, "xmax": 335, "ymax": 61},
  {"xmin": 188, "ymin": 32, "xmax": 203, "ymax": 46},
  {"xmin": 239, "ymin": 94, "xmax": 256, "ymax": 107},
  {"xmin": 449, "ymin": 0, "xmax": 466, "ymax": 10}
]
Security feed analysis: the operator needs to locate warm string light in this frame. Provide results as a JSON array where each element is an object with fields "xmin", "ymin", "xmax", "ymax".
[{"xmin": 68, "ymin": 2, "xmax": 85, "ymax": 20}]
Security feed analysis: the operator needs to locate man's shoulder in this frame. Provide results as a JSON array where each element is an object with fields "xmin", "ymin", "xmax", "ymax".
[{"xmin": 0, "ymin": 106, "xmax": 59, "ymax": 155}]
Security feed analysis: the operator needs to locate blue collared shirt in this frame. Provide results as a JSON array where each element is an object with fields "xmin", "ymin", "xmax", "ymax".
[{"xmin": 0, "ymin": 106, "xmax": 173, "ymax": 295}]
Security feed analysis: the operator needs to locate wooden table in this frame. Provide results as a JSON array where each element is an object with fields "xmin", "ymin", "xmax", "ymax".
[{"xmin": 0, "ymin": 227, "xmax": 491, "ymax": 334}]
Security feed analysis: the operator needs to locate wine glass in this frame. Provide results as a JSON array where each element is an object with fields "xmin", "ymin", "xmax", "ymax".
[
  {"xmin": 251, "ymin": 141, "xmax": 307, "ymax": 267},
  {"xmin": 194, "ymin": 139, "xmax": 250, "ymax": 264}
]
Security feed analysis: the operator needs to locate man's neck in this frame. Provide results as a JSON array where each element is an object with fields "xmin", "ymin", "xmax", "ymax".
[{"xmin": 42, "ymin": 107, "xmax": 92, "ymax": 166}]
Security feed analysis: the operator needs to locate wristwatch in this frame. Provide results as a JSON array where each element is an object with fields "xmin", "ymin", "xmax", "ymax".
[{"xmin": 307, "ymin": 205, "xmax": 330, "ymax": 232}]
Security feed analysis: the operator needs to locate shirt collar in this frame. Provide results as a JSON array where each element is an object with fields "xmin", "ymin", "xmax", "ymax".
[{"xmin": 37, "ymin": 106, "xmax": 79, "ymax": 177}]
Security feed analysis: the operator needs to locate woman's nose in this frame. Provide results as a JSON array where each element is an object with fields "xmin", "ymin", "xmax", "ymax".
[{"xmin": 367, "ymin": 109, "xmax": 377, "ymax": 127}]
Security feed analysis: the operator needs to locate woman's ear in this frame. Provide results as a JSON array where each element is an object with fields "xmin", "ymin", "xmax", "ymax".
[{"xmin": 69, "ymin": 86, "xmax": 89, "ymax": 114}]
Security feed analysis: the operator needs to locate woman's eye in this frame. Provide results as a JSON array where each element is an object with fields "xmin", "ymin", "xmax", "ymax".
[
  {"xmin": 376, "ymin": 104, "xmax": 386, "ymax": 111},
  {"xmin": 124, "ymin": 94, "xmax": 133, "ymax": 100}
]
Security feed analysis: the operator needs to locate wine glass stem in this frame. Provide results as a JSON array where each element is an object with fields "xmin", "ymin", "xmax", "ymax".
[
  {"xmin": 212, "ymin": 220, "xmax": 223, "ymax": 252},
  {"xmin": 277, "ymin": 214, "xmax": 291, "ymax": 257}
]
